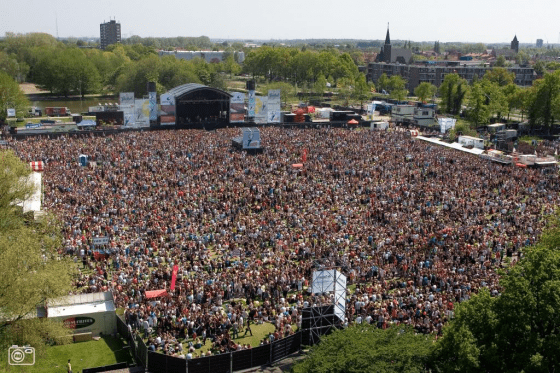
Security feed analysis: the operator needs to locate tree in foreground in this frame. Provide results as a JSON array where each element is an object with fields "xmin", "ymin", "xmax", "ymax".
[
  {"xmin": 431, "ymin": 215, "xmax": 560, "ymax": 373},
  {"xmin": 292, "ymin": 325, "xmax": 433, "ymax": 373},
  {"xmin": 0, "ymin": 150, "xmax": 74, "ymax": 368}
]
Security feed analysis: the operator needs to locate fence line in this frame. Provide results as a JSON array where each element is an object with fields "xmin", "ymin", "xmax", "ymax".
[
  {"xmin": 117, "ymin": 314, "xmax": 308, "ymax": 373},
  {"xmin": 115, "ymin": 315, "xmax": 149, "ymax": 369},
  {"xmin": 136, "ymin": 334, "xmax": 148, "ymax": 368}
]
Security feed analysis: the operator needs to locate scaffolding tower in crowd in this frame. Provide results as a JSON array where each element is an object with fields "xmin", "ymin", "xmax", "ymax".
[{"xmin": 301, "ymin": 268, "xmax": 347, "ymax": 345}]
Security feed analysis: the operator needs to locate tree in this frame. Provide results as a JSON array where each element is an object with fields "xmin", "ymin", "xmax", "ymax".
[
  {"xmin": 337, "ymin": 77, "xmax": 354, "ymax": 106},
  {"xmin": 377, "ymin": 73, "xmax": 390, "ymax": 94},
  {"xmin": 432, "ymin": 215, "xmax": 560, "ymax": 373},
  {"xmin": 313, "ymin": 73, "xmax": 327, "ymax": 97},
  {"xmin": 349, "ymin": 50, "xmax": 365, "ymax": 66},
  {"xmin": 352, "ymin": 74, "xmax": 370, "ymax": 107},
  {"xmin": 222, "ymin": 54, "xmax": 241, "ymax": 78},
  {"xmin": 430, "ymin": 289, "xmax": 499, "ymax": 373},
  {"xmin": 516, "ymin": 51, "xmax": 530, "ymax": 65},
  {"xmin": 0, "ymin": 149, "xmax": 35, "ymax": 230},
  {"xmin": 483, "ymin": 67, "xmax": 514, "ymax": 87},
  {"xmin": 292, "ymin": 325, "xmax": 433, "ymax": 373},
  {"xmin": 116, "ymin": 55, "xmax": 163, "ymax": 96},
  {"xmin": 483, "ymin": 81, "xmax": 508, "ymax": 121},
  {"xmin": 0, "ymin": 150, "xmax": 74, "ymax": 365},
  {"xmin": 495, "ymin": 55, "xmax": 507, "ymax": 67},
  {"xmin": 33, "ymin": 48, "xmax": 101, "ymax": 96},
  {"xmin": 439, "ymin": 73, "xmax": 467, "ymax": 115},
  {"xmin": 527, "ymin": 71, "xmax": 560, "ymax": 133},
  {"xmin": 0, "ymin": 72, "xmax": 29, "ymax": 122},
  {"xmin": 0, "ymin": 51, "xmax": 29, "ymax": 82},
  {"xmin": 388, "ymin": 75, "xmax": 408, "ymax": 101},
  {"xmin": 467, "ymin": 81, "xmax": 491, "ymax": 125},
  {"xmin": 414, "ymin": 82, "xmax": 437, "ymax": 103},
  {"xmin": 503, "ymin": 83, "xmax": 520, "ymax": 120},
  {"xmin": 533, "ymin": 61, "xmax": 546, "ymax": 76},
  {"xmin": 546, "ymin": 61, "xmax": 560, "ymax": 71},
  {"xmin": 509, "ymin": 87, "xmax": 530, "ymax": 121}
]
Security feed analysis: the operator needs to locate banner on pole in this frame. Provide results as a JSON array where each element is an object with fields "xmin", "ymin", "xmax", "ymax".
[{"xmin": 170, "ymin": 265, "xmax": 179, "ymax": 290}]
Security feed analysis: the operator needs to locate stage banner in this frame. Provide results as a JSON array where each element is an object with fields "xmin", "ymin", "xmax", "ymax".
[
  {"xmin": 122, "ymin": 106, "xmax": 135, "ymax": 127},
  {"xmin": 148, "ymin": 92, "xmax": 157, "ymax": 121},
  {"xmin": 254, "ymin": 96, "xmax": 268, "ymax": 124},
  {"xmin": 267, "ymin": 89, "xmax": 281, "ymax": 123},
  {"xmin": 248, "ymin": 90, "xmax": 256, "ymax": 117},
  {"xmin": 119, "ymin": 92, "xmax": 135, "ymax": 106},
  {"xmin": 230, "ymin": 92, "xmax": 245, "ymax": 123},
  {"xmin": 134, "ymin": 99, "xmax": 150, "ymax": 127},
  {"xmin": 160, "ymin": 93, "xmax": 176, "ymax": 126},
  {"xmin": 170, "ymin": 265, "xmax": 179, "ymax": 290}
]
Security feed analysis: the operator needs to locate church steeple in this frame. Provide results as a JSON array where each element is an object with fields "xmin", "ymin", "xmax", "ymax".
[
  {"xmin": 383, "ymin": 23, "xmax": 392, "ymax": 63},
  {"xmin": 385, "ymin": 23, "xmax": 391, "ymax": 45},
  {"xmin": 511, "ymin": 35, "xmax": 519, "ymax": 53}
]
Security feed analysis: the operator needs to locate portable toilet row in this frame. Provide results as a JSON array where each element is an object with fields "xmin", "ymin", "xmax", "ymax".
[{"xmin": 79, "ymin": 154, "xmax": 89, "ymax": 167}]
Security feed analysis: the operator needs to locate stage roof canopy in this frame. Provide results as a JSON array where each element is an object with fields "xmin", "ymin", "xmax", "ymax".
[{"xmin": 163, "ymin": 83, "xmax": 232, "ymax": 101}]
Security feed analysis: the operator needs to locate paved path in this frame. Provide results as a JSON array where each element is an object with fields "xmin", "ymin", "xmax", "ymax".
[{"xmin": 243, "ymin": 352, "xmax": 307, "ymax": 373}]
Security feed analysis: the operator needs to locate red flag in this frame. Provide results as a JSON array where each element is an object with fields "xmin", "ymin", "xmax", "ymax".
[
  {"xmin": 170, "ymin": 265, "xmax": 179, "ymax": 290},
  {"xmin": 302, "ymin": 149, "xmax": 308, "ymax": 163}
]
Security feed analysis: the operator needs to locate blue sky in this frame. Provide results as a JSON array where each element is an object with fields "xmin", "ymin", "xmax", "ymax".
[{"xmin": 1, "ymin": 0, "xmax": 559, "ymax": 44}]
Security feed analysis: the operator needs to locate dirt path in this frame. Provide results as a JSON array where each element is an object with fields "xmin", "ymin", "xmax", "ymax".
[{"xmin": 19, "ymin": 83, "xmax": 49, "ymax": 95}]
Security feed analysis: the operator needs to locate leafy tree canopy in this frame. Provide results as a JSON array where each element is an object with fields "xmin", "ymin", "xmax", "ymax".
[
  {"xmin": 0, "ymin": 72, "xmax": 29, "ymax": 122},
  {"xmin": 292, "ymin": 325, "xmax": 434, "ymax": 373},
  {"xmin": 0, "ymin": 150, "xmax": 74, "ymax": 366},
  {"xmin": 431, "ymin": 214, "xmax": 560, "ymax": 373}
]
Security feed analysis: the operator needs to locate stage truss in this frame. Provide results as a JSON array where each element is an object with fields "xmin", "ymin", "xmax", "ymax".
[{"xmin": 302, "ymin": 269, "xmax": 347, "ymax": 345}]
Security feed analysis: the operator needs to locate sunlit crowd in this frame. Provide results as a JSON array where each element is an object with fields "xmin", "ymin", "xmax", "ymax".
[{"xmin": 9, "ymin": 126, "xmax": 559, "ymax": 358}]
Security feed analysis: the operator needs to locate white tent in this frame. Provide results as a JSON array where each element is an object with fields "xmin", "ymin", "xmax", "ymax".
[
  {"xmin": 438, "ymin": 117, "xmax": 456, "ymax": 133},
  {"xmin": 47, "ymin": 292, "xmax": 116, "ymax": 337},
  {"xmin": 15, "ymin": 171, "xmax": 42, "ymax": 215},
  {"xmin": 316, "ymin": 107, "xmax": 334, "ymax": 119}
]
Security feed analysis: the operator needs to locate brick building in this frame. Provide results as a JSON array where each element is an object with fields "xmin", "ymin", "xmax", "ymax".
[{"xmin": 368, "ymin": 62, "xmax": 535, "ymax": 94}]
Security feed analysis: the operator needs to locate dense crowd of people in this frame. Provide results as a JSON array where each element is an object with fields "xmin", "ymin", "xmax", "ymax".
[{"xmin": 9, "ymin": 126, "xmax": 560, "ymax": 358}]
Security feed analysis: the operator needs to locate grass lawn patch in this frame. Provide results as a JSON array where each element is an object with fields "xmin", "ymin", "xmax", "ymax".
[
  {"xmin": 25, "ymin": 335, "xmax": 133, "ymax": 373},
  {"xmin": 519, "ymin": 135, "xmax": 542, "ymax": 144},
  {"xmin": 232, "ymin": 322, "xmax": 276, "ymax": 346},
  {"xmin": 181, "ymin": 322, "xmax": 276, "ymax": 358}
]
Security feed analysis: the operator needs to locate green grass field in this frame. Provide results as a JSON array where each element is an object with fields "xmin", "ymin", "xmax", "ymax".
[
  {"xmin": 185, "ymin": 322, "xmax": 277, "ymax": 358},
  {"xmin": 1, "ymin": 335, "xmax": 134, "ymax": 373},
  {"xmin": 144, "ymin": 321, "xmax": 283, "ymax": 359}
]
